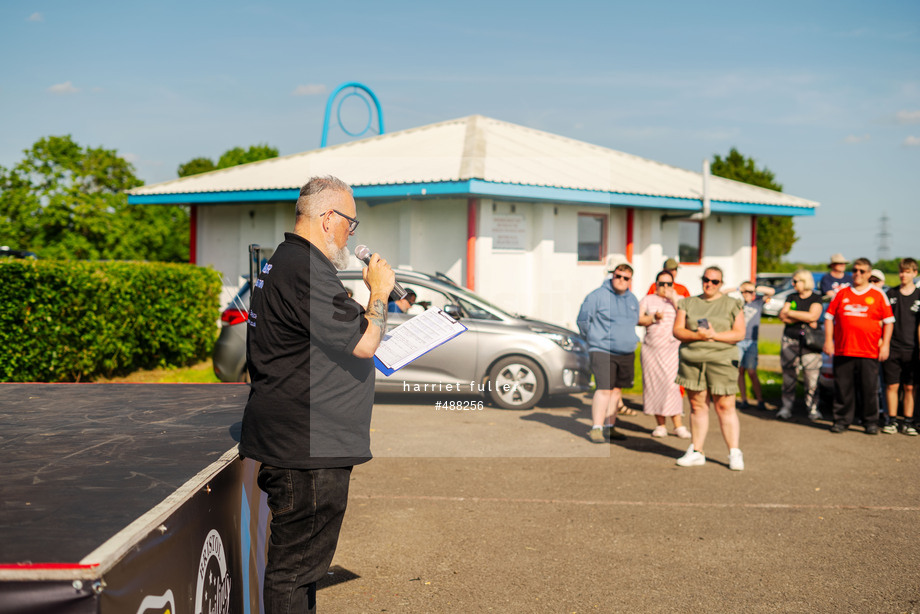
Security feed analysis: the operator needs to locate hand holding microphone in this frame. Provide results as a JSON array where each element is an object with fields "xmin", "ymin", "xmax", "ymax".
[{"xmin": 355, "ymin": 245, "xmax": 403, "ymax": 301}]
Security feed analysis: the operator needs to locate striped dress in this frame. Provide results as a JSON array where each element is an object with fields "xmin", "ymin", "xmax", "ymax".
[{"xmin": 639, "ymin": 294, "xmax": 683, "ymax": 416}]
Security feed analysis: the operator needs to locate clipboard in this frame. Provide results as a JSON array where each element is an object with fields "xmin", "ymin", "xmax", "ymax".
[{"xmin": 373, "ymin": 307, "xmax": 468, "ymax": 376}]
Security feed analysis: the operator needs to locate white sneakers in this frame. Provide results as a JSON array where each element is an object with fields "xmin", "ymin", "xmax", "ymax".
[
  {"xmin": 676, "ymin": 445, "xmax": 745, "ymax": 471},
  {"xmin": 652, "ymin": 425, "xmax": 691, "ymax": 438},
  {"xmin": 728, "ymin": 448, "xmax": 745, "ymax": 471},
  {"xmin": 676, "ymin": 445, "xmax": 706, "ymax": 467}
]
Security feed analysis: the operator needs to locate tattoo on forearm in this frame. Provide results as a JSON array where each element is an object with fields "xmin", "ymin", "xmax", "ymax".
[{"xmin": 369, "ymin": 299, "xmax": 387, "ymax": 337}]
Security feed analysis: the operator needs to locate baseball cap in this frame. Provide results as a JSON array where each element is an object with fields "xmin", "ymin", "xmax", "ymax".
[
  {"xmin": 663, "ymin": 258, "xmax": 679, "ymax": 270},
  {"xmin": 869, "ymin": 269, "xmax": 885, "ymax": 283},
  {"xmin": 605, "ymin": 254, "xmax": 627, "ymax": 273}
]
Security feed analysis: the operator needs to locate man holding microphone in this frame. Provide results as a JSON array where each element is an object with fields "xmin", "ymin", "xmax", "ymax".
[{"xmin": 240, "ymin": 176, "xmax": 395, "ymax": 613}]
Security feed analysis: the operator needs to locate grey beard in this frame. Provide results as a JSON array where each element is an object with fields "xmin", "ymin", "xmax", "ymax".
[{"xmin": 326, "ymin": 236, "xmax": 350, "ymax": 270}]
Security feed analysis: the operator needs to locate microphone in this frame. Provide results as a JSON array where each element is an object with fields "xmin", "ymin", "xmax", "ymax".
[{"xmin": 355, "ymin": 245, "xmax": 407, "ymax": 301}]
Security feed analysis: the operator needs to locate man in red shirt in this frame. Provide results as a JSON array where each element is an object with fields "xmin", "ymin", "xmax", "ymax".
[
  {"xmin": 646, "ymin": 258, "xmax": 690, "ymax": 298},
  {"xmin": 824, "ymin": 258, "xmax": 894, "ymax": 434}
]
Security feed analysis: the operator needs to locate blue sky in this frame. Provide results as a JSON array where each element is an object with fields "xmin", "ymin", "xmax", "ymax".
[{"xmin": 1, "ymin": 0, "xmax": 917, "ymax": 263}]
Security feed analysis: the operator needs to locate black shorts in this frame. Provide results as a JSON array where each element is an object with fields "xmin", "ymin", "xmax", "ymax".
[
  {"xmin": 882, "ymin": 350, "xmax": 920, "ymax": 387},
  {"xmin": 591, "ymin": 351, "xmax": 635, "ymax": 390}
]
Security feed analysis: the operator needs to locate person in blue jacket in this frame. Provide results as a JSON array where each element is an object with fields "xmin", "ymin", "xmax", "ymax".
[
  {"xmin": 577, "ymin": 262, "xmax": 640, "ymax": 443},
  {"xmin": 387, "ymin": 288, "xmax": 416, "ymax": 313}
]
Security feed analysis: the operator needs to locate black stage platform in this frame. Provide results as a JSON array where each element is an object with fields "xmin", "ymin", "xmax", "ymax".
[{"xmin": 0, "ymin": 383, "xmax": 248, "ymax": 566}]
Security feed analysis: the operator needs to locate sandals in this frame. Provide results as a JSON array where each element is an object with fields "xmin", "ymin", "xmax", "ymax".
[{"xmin": 618, "ymin": 404, "xmax": 639, "ymax": 416}]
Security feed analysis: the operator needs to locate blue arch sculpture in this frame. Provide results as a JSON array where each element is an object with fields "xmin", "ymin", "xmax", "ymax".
[{"xmin": 320, "ymin": 82, "xmax": 385, "ymax": 148}]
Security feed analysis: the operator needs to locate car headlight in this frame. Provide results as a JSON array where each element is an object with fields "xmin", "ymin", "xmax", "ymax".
[{"xmin": 533, "ymin": 329, "xmax": 584, "ymax": 352}]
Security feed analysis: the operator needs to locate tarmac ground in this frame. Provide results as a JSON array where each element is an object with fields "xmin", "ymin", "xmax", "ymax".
[{"xmin": 317, "ymin": 380, "xmax": 920, "ymax": 613}]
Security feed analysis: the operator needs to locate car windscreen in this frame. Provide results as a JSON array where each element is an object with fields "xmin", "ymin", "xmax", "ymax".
[
  {"xmin": 337, "ymin": 273, "xmax": 513, "ymax": 320},
  {"xmin": 446, "ymin": 285, "xmax": 514, "ymax": 318}
]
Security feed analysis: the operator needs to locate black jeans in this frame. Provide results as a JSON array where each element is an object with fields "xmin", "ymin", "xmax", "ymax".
[
  {"xmin": 257, "ymin": 465, "xmax": 352, "ymax": 614},
  {"xmin": 832, "ymin": 356, "xmax": 880, "ymax": 427}
]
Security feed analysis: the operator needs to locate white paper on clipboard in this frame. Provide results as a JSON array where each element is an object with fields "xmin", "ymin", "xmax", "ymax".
[{"xmin": 373, "ymin": 307, "xmax": 467, "ymax": 375}]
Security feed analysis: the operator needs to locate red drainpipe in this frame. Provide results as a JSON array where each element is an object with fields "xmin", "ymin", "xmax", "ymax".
[
  {"xmin": 466, "ymin": 199, "xmax": 477, "ymax": 290},
  {"xmin": 189, "ymin": 205, "xmax": 198, "ymax": 265},
  {"xmin": 750, "ymin": 215, "xmax": 757, "ymax": 281},
  {"xmin": 625, "ymin": 208, "xmax": 634, "ymax": 263}
]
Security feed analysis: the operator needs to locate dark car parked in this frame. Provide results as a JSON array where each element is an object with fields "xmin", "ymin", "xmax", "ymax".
[
  {"xmin": 211, "ymin": 281, "xmax": 252, "ymax": 384},
  {"xmin": 213, "ymin": 269, "xmax": 591, "ymax": 410},
  {"xmin": 1, "ymin": 246, "xmax": 38, "ymax": 259}
]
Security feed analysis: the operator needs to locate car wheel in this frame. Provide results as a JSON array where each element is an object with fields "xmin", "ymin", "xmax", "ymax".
[{"xmin": 487, "ymin": 356, "xmax": 545, "ymax": 410}]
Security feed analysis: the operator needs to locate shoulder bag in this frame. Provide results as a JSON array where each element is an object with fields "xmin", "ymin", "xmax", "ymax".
[{"xmin": 802, "ymin": 326, "xmax": 824, "ymax": 353}]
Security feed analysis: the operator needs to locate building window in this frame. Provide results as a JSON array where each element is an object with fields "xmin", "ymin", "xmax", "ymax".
[
  {"xmin": 578, "ymin": 213, "xmax": 607, "ymax": 262},
  {"xmin": 678, "ymin": 221, "xmax": 702, "ymax": 264}
]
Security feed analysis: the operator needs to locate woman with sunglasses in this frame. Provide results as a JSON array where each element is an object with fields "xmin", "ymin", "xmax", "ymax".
[
  {"xmin": 777, "ymin": 270, "xmax": 824, "ymax": 422},
  {"xmin": 672, "ymin": 266, "xmax": 746, "ymax": 470},
  {"xmin": 638, "ymin": 270, "xmax": 690, "ymax": 438}
]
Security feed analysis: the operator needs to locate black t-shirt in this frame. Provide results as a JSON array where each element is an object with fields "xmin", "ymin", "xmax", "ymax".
[
  {"xmin": 783, "ymin": 292, "xmax": 823, "ymax": 337},
  {"xmin": 887, "ymin": 286, "xmax": 920, "ymax": 354},
  {"xmin": 240, "ymin": 233, "xmax": 374, "ymax": 469}
]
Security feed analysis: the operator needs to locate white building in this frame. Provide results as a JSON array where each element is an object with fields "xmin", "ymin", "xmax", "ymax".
[{"xmin": 128, "ymin": 115, "xmax": 817, "ymax": 330}]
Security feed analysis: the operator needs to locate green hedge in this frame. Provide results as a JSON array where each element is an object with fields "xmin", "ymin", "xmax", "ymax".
[{"xmin": 0, "ymin": 260, "xmax": 222, "ymax": 382}]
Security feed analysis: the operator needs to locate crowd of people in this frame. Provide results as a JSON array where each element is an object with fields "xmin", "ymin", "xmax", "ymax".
[{"xmin": 576, "ymin": 254, "xmax": 919, "ymax": 471}]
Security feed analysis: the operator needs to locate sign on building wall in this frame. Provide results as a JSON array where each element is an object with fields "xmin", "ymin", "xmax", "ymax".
[{"xmin": 491, "ymin": 215, "xmax": 526, "ymax": 251}]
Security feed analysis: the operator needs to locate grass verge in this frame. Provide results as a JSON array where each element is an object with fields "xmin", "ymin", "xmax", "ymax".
[{"xmin": 92, "ymin": 359, "xmax": 221, "ymax": 383}]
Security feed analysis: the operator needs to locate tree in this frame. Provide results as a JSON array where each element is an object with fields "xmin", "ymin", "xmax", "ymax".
[
  {"xmin": 710, "ymin": 148, "xmax": 796, "ymax": 271},
  {"xmin": 0, "ymin": 135, "xmax": 188, "ymax": 261},
  {"xmin": 217, "ymin": 144, "xmax": 278, "ymax": 168},
  {"xmin": 177, "ymin": 156, "xmax": 216, "ymax": 178},
  {"xmin": 177, "ymin": 144, "xmax": 278, "ymax": 177}
]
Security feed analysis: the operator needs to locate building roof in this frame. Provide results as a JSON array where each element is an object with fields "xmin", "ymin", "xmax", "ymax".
[{"xmin": 128, "ymin": 115, "xmax": 818, "ymax": 215}]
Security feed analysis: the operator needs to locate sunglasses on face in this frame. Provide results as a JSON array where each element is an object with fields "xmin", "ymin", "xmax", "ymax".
[
  {"xmin": 701, "ymin": 276, "xmax": 722, "ymax": 285},
  {"xmin": 852, "ymin": 267, "xmax": 869, "ymax": 275},
  {"xmin": 614, "ymin": 273, "xmax": 632, "ymax": 281},
  {"xmin": 656, "ymin": 281, "xmax": 673, "ymax": 287},
  {"xmin": 741, "ymin": 289, "xmax": 755, "ymax": 294},
  {"xmin": 327, "ymin": 209, "xmax": 360, "ymax": 232}
]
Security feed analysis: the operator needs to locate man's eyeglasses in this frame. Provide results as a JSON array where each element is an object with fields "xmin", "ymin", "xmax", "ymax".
[
  {"xmin": 656, "ymin": 281, "xmax": 673, "ymax": 287},
  {"xmin": 327, "ymin": 209, "xmax": 359, "ymax": 232},
  {"xmin": 852, "ymin": 267, "xmax": 869, "ymax": 275},
  {"xmin": 614, "ymin": 274, "xmax": 632, "ymax": 281},
  {"xmin": 701, "ymin": 276, "xmax": 722, "ymax": 285}
]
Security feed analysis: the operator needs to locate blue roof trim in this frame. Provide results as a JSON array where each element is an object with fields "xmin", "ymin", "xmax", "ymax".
[
  {"xmin": 127, "ymin": 179, "xmax": 815, "ymax": 216},
  {"xmin": 354, "ymin": 182, "xmax": 472, "ymax": 199},
  {"xmin": 129, "ymin": 189, "xmax": 299, "ymax": 205},
  {"xmin": 710, "ymin": 201, "xmax": 815, "ymax": 216},
  {"xmin": 354, "ymin": 180, "xmax": 815, "ymax": 217}
]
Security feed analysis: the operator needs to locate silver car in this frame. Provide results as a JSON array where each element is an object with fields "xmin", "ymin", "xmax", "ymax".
[
  {"xmin": 762, "ymin": 272, "xmax": 825, "ymax": 317},
  {"xmin": 213, "ymin": 270, "xmax": 591, "ymax": 410}
]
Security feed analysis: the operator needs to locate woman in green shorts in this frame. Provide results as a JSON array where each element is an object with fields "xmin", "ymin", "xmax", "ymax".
[{"xmin": 672, "ymin": 266, "xmax": 746, "ymax": 471}]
